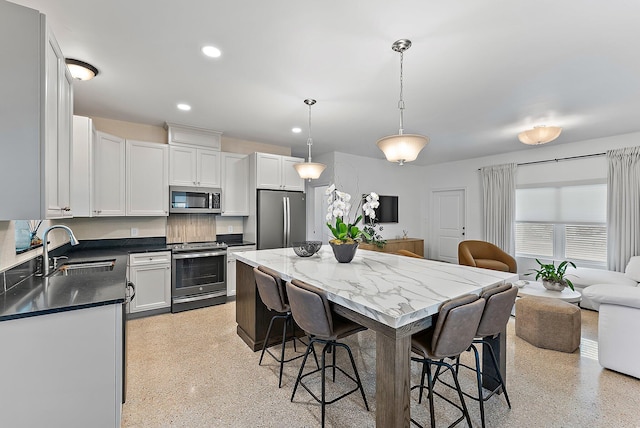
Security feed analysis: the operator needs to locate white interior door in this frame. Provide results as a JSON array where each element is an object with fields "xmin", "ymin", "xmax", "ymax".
[
  {"xmin": 310, "ymin": 185, "xmax": 329, "ymax": 243},
  {"xmin": 432, "ymin": 189, "xmax": 466, "ymax": 263}
]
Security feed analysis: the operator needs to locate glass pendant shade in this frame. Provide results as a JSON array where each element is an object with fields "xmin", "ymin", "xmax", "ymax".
[
  {"xmin": 518, "ymin": 125, "xmax": 562, "ymax": 145},
  {"xmin": 377, "ymin": 134, "xmax": 429, "ymax": 165},
  {"xmin": 293, "ymin": 162, "xmax": 327, "ymax": 179}
]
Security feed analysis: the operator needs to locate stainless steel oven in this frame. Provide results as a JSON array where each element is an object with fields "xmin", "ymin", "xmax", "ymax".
[{"xmin": 171, "ymin": 242, "xmax": 227, "ymax": 313}]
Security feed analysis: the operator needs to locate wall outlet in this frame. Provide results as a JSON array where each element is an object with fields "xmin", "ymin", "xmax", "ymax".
[
  {"xmin": 228, "ymin": 226, "xmax": 233, "ymax": 233},
  {"xmin": 131, "ymin": 228, "xmax": 139, "ymax": 237}
]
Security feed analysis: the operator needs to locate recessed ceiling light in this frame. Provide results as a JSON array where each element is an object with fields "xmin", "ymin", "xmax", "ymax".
[
  {"xmin": 202, "ymin": 45, "xmax": 222, "ymax": 58},
  {"xmin": 177, "ymin": 103, "xmax": 191, "ymax": 111},
  {"xmin": 292, "ymin": 127, "xmax": 302, "ymax": 133}
]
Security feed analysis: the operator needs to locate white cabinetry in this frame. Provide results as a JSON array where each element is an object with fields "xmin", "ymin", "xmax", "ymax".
[
  {"xmin": 126, "ymin": 140, "xmax": 169, "ymax": 216},
  {"xmin": 73, "ymin": 118, "xmax": 169, "ymax": 217},
  {"xmin": 72, "ymin": 115, "xmax": 95, "ymax": 217},
  {"xmin": 0, "ymin": 304, "xmax": 123, "ymax": 426},
  {"xmin": 255, "ymin": 152, "xmax": 305, "ymax": 191},
  {"xmin": 128, "ymin": 251, "xmax": 172, "ymax": 314},
  {"xmin": 221, "ymin": 152, "xmax": 249, "ymax": 216},
  {"xmin": 166, "ymin": 123, "xmax": 223, "ymax": 188},
  {"xmin": 93, "ymin": 132, "xmax": 126, "ymax": 216},
  {"xmin": 0, "ymin": 2, "xmax": 73, "ymax": 220},
  {"xmin": 169, "ymin": 144, "xmax": 221, "ymax": 187},
  {"xmin": 227, "ymin": 245, "xmax": 256, "ymax": 296}
]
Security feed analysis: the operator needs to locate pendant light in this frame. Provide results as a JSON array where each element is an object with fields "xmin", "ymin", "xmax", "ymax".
[
  {"xmin": 377, "ymin": 39, "xmax": 429, "ymax": 165},
  {"xmin": 293, "ymin": 99, "xmax": 327, "ymax": 180},
  {"xmin": 518, "ymin": 125, "xmax": 562, "ymax": 145}
]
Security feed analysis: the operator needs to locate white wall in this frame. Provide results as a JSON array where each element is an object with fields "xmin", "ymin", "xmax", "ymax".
[
  {"xmin": 317, "ymin": 152, "xmax": 425, "ymax": 242},
  {"xmin": 422, "ymin": 131, "xmax": 640, "ymax": 271}
]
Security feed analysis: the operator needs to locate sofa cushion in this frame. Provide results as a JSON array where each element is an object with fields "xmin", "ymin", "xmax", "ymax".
[
  {"xmin": 583, "ymin": 284, "xmax": 640, "ymax": 311},
  {"xmin": 565, "ymin": 266, "xmax": 638, "ymax": 288},
  {"xmin": 624, "ymin": 256, "xmax": 640, "ymax": 282}
]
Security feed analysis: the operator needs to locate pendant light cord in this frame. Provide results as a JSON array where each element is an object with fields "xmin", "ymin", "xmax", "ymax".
[
  {"xmin": 398, "ymin": 50, "xmax": 405, "ymax": 135},
  {"xmin": 307, "ymin": 102, "xmax": 313, "ymax": 162}
]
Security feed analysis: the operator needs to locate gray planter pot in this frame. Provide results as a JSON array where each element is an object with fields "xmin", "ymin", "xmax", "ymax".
[{"xmin": 329, "ymin": 241, "xmax": 358, "ymax": 263}]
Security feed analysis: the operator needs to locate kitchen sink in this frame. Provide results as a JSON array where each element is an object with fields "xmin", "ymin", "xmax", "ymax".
[{"xmin": 51, "ymin": 259, "xmax": 116, "ymax": 276}]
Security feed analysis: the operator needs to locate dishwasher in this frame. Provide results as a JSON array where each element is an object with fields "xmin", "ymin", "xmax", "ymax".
[{"xmin": 226, "ymin": 244, "xmax": 256, "ymax": 297}]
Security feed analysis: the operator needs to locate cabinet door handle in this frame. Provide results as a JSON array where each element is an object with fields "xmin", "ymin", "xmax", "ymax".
[{"xmin": 63, "ymin": 206, "xmax": 71, "ymax": 211}]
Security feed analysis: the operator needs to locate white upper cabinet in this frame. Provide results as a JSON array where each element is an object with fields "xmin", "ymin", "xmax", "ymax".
[
  {"xmin": 0, "ymin": 3, "xmax": 73, "ymax": 220},
  {"xmin": 72, "ymin": 116, "xmax": 95, "ymax": 217},
  {"xmin": 221, "ymin": 153, "xmax": 249, "ymax": 216},
  {"xmin": 167, "ymin": 123, "xmax": 223, "ymax": 188},
  {"xmin": 255, "ymin": 153, "xmax": 305, "ymax": 191},
  {"xmin": 93, "ymin": 132, "xmax": 126, "ymax": 216},
  {"xmin": 126, "ymin": 140, "xmax": 169, "ymax": 216},
  {"xmin": 169, "ymin": 145, "xmax": 221, "ymax": 187},
  {"xmin": 73, "ymin": 118, "xmax": 169, "ymax": 217}
]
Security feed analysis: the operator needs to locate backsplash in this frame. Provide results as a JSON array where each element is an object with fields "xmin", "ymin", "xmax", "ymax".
[{"xmin": 166, "ymin": 214, "xmax": 217, "ymax": 244}]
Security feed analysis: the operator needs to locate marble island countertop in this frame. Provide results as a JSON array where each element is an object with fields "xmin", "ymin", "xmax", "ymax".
[{"xmin": 235, "ymin": 245, "xmax": 519, "ymax": 329}]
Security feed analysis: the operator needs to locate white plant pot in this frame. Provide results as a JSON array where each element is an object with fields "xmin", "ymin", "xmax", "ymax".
[{"xmin": 542, "ymin": 280, "xmax": 566, "ymax": 291}]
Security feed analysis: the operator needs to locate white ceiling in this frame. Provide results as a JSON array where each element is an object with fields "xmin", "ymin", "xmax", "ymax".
[{"xmin": 11, "ymin": 0, "xmax": 640, "ymax": 165}]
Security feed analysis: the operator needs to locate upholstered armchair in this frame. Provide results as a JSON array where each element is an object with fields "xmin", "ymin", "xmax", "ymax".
[{"xmin": 458, "ymin": 240, "xmax": 517, "ymax": 273}]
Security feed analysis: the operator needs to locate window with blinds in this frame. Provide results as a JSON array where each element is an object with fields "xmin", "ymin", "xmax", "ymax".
[{"xmin": 514, "ymin": 183, "xmax": 607, "ymax": 264}]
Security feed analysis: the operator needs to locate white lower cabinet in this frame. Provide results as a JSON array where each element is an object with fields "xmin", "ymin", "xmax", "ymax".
[
  {"xmin": 227, "ymin": 245, "xmax": 256, "ymax": 296},
  {"xmin": 128, "ymin": 251, "xmax": 171, "ymax": 314},
  {"xmin": 0, "ymin": 304, "xmax": 123, "ymax": 426}
]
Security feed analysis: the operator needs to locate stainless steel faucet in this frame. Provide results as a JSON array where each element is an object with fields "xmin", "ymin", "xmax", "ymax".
[{"xmin": 41, "ymin": 225, "xmax": 79, "ymax": 276}]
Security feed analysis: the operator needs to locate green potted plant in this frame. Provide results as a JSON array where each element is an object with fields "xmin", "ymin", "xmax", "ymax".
[{"xmin": 526, "ymin": 259, "xmax": 577, "ymax": 291}]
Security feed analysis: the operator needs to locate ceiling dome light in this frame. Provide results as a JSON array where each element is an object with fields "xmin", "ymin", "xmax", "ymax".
[
  {"xmin": 292, "ymin": 127, "xmax": 302, "ymax": 133},
  {"xmin": 518, "ymin": 125, "xmax": 562, "ymax": 145},
  {"xmin": 177, "ymin": 103, "xmax": 191, "ymax": 111},
  {"xmin": 376, "ymin": 39, "xmax": 428, "ymax": 165},
  {"xmin": 65, "ymin": 58, "xmax": 99, "ymax": 80},
  {"xmin": 294, "ymin": 99, "xmax": 327, "ymax": 180},
  {"xmin": 202, "ymin": 45, "xmax": 222, "ymax": 58}
]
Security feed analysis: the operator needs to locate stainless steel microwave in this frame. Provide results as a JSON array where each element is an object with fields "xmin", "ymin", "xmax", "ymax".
[{"xmin": 169, "ymin": 186, "xmax": 222, "ymax": 214}]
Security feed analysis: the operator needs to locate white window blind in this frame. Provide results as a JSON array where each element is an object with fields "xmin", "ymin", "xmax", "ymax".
[{"xmin": 515, "ymin": 183, "xmax": 607, "ymax": 263}]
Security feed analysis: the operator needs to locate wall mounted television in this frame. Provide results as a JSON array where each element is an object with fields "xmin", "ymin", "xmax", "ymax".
[{"xmin": 365, "ymin": 195, "xmax": 398, "ymax": 223}]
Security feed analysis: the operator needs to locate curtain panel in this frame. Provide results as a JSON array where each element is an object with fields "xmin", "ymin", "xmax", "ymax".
[
  {"xmin": 607, "ymin": 146, "xmax": 640, "ymax": 271},
  {"xmin": 480, "ymin": 163, "xmax": 517, "ymax": 254}
]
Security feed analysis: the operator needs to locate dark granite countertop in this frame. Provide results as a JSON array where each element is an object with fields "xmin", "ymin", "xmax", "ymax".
[
  {"xmin": 0, "ymin": 237, "xmax": 169, "ymax": 322},
  {"xmin": 226, "ymin": 241, "xmax": 256, "ymax": 247}
]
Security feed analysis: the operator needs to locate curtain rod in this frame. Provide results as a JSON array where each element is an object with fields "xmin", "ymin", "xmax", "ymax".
[{"xmin": 478, "ymin": 152, "xmax": 606, "ymax": 170}]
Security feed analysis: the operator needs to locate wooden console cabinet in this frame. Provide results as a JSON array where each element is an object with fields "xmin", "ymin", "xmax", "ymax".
[{"xmin": 359, "ymin": 238, "xmax": 424, "ymax": 257}]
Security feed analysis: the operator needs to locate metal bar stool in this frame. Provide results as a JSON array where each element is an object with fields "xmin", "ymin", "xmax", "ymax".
[
  {"xmin": 437, "ymin": 284, "xmax": 517, "ymax": 428},
  {"xmin": 411, "ymin": 294, "xmax": 486, "ymax": 428},
  {"xmin": 285, "ymin": 279, "xmax": 369, "ymax": 428},
  {"xmin": 254, "ymin": 266, "xmax": 311, "ymax": 388}
]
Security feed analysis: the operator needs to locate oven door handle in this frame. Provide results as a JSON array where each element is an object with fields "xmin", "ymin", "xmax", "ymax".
[{"xmin": 172, "ymin": 251, "xmax": 227, "ymax": 259}]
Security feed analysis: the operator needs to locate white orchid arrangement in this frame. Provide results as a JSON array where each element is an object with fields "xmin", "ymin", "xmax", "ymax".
[{"xmin": 325, "ymin": 184, "xmax": 380, "ymax": 243}]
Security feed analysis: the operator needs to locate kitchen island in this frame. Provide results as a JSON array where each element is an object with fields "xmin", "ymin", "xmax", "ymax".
[{"xmin": 235, "ymin": 246, "xmax": 518, "ymax": 427}]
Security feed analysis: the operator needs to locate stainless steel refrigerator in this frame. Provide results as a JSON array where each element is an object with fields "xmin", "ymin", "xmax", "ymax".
[{"xmin": 257, "ymin": 190, "xmax": 306, "ymax": 249}]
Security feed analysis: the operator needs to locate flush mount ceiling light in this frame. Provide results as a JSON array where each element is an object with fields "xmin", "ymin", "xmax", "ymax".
[
  {"xmin": 202, "ymin": 45, "xmax": 222, "ymax": 58},
  {"xmin": 65, "ymin": 58, "xmax": 99, "ymax": 80},
  {"xmin": 293, "ymin": 99, "xmax": 327, "ymax": 180},
  {"xmin": 518, "ymin": 125, "xmax": 562, "ymax": 145},
  {"xmin": 377, "ymin": 39, "xmax": 429, "ymax": 166}
]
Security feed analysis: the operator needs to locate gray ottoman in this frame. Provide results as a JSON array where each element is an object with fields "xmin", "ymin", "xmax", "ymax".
[{"xmin": 515, "ymin": 297, "xmax": 581, "ymax": 353}]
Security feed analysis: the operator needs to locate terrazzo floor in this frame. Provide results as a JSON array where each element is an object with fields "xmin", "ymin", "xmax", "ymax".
[{"xmin": 122, "ymin": 302, "xmax": 640, "ymax": 427}]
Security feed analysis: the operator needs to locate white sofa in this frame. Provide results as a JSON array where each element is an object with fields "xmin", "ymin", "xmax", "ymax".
[
  {"xmin": 583, "ymin": 284, "xmax": 640, "ymax": 379},
  {"xmin": 565, "ymin": 258, "xmax": 640, "ymax": 310}
]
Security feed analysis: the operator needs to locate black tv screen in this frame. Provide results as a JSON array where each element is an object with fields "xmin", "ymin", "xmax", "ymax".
[{"xmin": 365, "ymin": 195, "xmax": 398, "ymax": 223}]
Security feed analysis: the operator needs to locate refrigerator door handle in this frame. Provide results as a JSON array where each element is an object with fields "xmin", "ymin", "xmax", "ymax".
[
  {"xmin": 286, "ymin": 196, "xmax": 291, "ymax": 247},
  {"xmin": 282, "ymin": 196, "xmax": 288, "ymax": 247}
]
